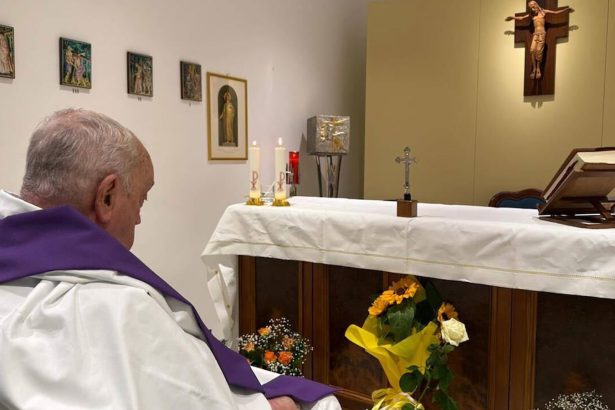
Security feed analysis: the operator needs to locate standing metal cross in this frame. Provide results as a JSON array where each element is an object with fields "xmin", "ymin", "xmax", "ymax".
[{"xmin": 395, "ymin": 147, "xmax": 417, "ymax": 201}]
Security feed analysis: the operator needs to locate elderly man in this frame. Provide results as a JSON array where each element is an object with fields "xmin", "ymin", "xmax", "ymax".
[{"xmin": 0, "ymin": 109, "xmax": 339, "ymax": 410}]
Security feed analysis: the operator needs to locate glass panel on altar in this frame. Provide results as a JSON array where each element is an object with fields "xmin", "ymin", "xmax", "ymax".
[
  {"xmin": 328, "ymin": 265, "xmax": 386, "ymax": 395},
  {"xmin": 255, "ymin": 258, "xmax": 299, "ymax": 329},
  {"xmin": 534, "ymin": 293, "xmax": 615, "ymax": 408},
  {"xmin": 413, "ymin": 276, "xmax": 490, "ymax": 410}
]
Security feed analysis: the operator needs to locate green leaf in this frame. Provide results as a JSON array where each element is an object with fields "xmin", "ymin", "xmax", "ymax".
[
  {"xmin": 424, "ymin": 280, "xmax": 444, "ymax": 313},
  {"xmin": 433, "ymin": 390, "xmax": 458, "ymax": 410},
  {"xmin": 406, "ymin": 365, "xmax": 420, "ymax": 372},
  {"xmin": 401, "ymin": 404, "xmax": 417, "ymax": 410},
  {"xmin": 399, "ymin": 368, "xmax": 423, "ymax": 393},
  {"xmin": 426, "ymin": 346, "xmax": 442, "ymax": 368},
  {"xmin": 387, "ymin": 301, "xmax": 415, "ymax": 343},
  {"xmin": 442, "ymin": 344, "xmax": 455, "ymax": 354},
  {"xmin": 435, "ymin": 364, "xmax": 454, "ymax": 391}
]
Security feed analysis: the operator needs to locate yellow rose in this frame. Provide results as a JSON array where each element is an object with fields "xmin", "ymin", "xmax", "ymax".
[{"xmin": 440, "ymin": 318, "xmax": 469, "ymax": 347}]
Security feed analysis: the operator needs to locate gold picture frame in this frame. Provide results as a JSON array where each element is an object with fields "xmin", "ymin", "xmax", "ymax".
[{"xmin": 207, "ymin": 72, "xmax": 248, "ymax": 160}]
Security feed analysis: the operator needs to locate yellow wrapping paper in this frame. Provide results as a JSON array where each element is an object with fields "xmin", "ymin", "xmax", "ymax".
[
  {"xmin": 371, "ymin": 388, "xmax": 424, "ymax": 410},
  {"xmin": 345, "ymin": 317, "xmax": 439, "ymax": 391}
]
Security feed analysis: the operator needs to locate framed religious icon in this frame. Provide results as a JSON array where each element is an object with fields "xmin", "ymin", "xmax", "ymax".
[
  {"xmin": 0, "ymin": 25, "xmax": 15, "ymax": 79},
  {"xmin": 180, "ymin": 61, "xmax": 202, "ymax": 102},
  {"xmin": 207, "ymin": 72, "xmax": 248, "ymax": 160},
  {"xmin": 59, "ymin": 37, "xmax": 91, "ymax": 89},
  {"xmin": 127, "ymin": 52, "xmax": 153, "ymax": 97}
]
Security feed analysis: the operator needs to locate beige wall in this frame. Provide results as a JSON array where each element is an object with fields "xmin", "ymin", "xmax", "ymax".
[{"xmin": 365, "ymin": 0, "xmax": 614, "ymax": 205}]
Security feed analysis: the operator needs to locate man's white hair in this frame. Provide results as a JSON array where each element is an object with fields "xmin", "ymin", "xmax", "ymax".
[{"xmin": 21, "ymin": 108, "xmax": 143, "ymax": 208}]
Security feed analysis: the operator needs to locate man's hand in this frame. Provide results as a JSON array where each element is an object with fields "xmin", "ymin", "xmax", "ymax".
[{"xmin": 268, "ymin": 396, "xmax": 300, "ymax": 410}]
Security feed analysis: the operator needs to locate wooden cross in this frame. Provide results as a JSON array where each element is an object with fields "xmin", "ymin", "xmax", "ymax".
[{"xmin": 509, "ymin": 0, "xmax": 571, "ymax": 96}]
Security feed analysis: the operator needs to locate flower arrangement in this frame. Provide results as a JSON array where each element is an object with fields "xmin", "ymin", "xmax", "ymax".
[
  {"xmin": 535, "ymin": 391, "xmax": 610, "ymax": 410},
  {"xmin": 238, "ymin": 317, "xmax": 312, "ymax": 376},
  {"xmin": 345, "ymin": 276, "xmax": 469, "ymax": 410}
]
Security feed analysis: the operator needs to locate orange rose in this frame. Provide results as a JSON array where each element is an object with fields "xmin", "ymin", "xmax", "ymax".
[
  {"xmin": 278, "ymin": 351, "xmax": 293, "ymax": 365},
  {"xmin": 244, "ymin": 341, "xmax": 255, "ymax": 352},
  {"xmin": 282, "ymin": 337, "xmax": 294, "ymax": 350},
  {"xmin": 258, "ymin": 327, "xmax": 271, "ymax": 336},
  {"xmin": 264, "ymin": 351, "xmax": 277, "ymax": 363}
]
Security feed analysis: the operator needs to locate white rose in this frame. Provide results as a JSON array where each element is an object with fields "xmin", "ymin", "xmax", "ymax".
[{"xmin": 440, "ymin": 318, "xmax": 469, "ymax": 346}]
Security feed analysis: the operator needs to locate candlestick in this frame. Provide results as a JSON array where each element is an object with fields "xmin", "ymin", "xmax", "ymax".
[
  {"xmin": 246, "ymin": 141, "xmax": 263, "ymax": 205},
  {"xmin": 273, "ymin": 138, "xmax": 289, "ymax": 206}
]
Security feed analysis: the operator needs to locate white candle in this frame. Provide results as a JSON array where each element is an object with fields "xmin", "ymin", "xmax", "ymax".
[
  {"xmin": 274, "ymin": 138, "xmax": 287, "ymax": 200},
  {"xmin": 249, "ymin": 141, "xmax": 261, "ymax": 199}
]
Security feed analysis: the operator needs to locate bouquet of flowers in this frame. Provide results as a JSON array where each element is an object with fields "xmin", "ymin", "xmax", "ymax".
[
  {"xmin": 345, "ymin": 276, "xmax": 469, "ymax": 410},
  {"xmin": 238, "ymin": 317, "xmax": 312, "ymax": 376},
  {"xmin": 535, "ymin": 391, "xmax": 610, "ymax": 410}
]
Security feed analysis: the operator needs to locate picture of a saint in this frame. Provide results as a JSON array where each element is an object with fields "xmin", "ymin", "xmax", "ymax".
[
  {"xmin": 0, "ymin": 25, "xmax": 15, "ymax": 79},
  {"xmin": 218, "ymin": 86, "xmax": 238, "ymax": 147},
  {"xmin": 127, "ymin": 52, "xmax": 153, "ymax": 97},
  {"xmin": 59, "ymin": 38, "xmax": 91, "ymax": 89},
  {"xmin": 181, "ymin": 62, "xmax": 202, "ymax": 102},
  {"xmin": 206, "ymin": 72, "xmax": 247, "ymax": 160}
]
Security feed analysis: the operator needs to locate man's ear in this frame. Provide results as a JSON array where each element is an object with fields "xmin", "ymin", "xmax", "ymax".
[{"xmin": 94, "ymin": 174, "xmax": 120, "ymax": 225}]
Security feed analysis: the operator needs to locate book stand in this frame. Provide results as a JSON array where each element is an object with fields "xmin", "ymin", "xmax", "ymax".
[{"xmin": 539, "ymin": 167, "xmax": 615, "ymax": 229}]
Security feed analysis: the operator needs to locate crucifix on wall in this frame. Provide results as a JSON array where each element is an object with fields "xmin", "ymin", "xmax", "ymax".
[{"xmin": 506, "ymin": 1, "xmax": 573, "ymax": 96}]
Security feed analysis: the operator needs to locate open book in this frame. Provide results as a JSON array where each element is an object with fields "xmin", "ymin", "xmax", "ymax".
[
  {"xmin": 542, "ymin": 148, "xmax": 615, "ymax": 201},
  {"xmin": 539, "ymin": 147, "xmax": 615, "ymax": 228}
]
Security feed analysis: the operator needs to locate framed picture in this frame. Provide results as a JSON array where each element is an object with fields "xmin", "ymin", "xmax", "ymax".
[
  {"xmin": 59, "ymin": 37, "xmax": 91, "ymax": 88},
  {"xmin": 207, "ymin": 72, "xmax": 248, "ymax": 160},
  {"xmin": 180, "ymin": 61, "xmax": 202, "ymax": 102},
  {"xmin": 0, "ymin": 25, "xmax": 15, "ymax": 79},
  {"xmin": 127, "ymin": 52, "xmax": 153, "ymax": 97}
]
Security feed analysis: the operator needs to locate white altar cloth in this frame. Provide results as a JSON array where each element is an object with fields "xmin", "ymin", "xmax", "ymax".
[{"xmin": 203, "ymin": 196, "xmax": 615, "ymax": 307}]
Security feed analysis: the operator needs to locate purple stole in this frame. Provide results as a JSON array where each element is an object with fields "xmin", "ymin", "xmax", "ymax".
[{"xmin": 0, "ymin": 206, "xmax": 337, "ymax": 403}]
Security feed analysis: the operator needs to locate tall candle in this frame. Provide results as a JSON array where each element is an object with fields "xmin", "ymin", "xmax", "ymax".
[
  {"xmin": 249, "ymin": 141, "xmax": 261, "ymax": 200},
  {"xmin": 274, "ymin": 138, "xmax": 287, "ymax": 200}
]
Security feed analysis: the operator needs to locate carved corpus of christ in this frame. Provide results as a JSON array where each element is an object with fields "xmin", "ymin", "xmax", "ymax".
[{"xmin": 506, "ymin": 0, "xmax": 572, "ymax": 96}]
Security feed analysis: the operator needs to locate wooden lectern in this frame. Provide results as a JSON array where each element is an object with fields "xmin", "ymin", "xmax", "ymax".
[{"xmin": 539, "ymin": 147, "xmax": 615, "ymax": 228}]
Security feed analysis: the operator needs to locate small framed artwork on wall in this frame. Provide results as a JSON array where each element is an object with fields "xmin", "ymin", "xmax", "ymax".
[
  {"xmin": 0, "ymin": 25, "xmax": 15, "ymax": 79},
  {"xmin": 180, "ymin": 61, "xmax": 202, "ymax": 102},
  {"xmin": 207, "ymin": 72, "xmax": 248, "ymax": 160},
  {"xmin": 127, "ymin": 52, "xmax": 153, "ymax": 97},
  {"xmin": 60, "ymin": 37, "xmax": 91, "ymax": 88}
]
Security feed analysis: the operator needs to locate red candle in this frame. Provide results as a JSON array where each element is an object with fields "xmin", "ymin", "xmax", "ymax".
[{"xmin": 289, "ymin": 151, "xmax": 299, "ymax": 184}]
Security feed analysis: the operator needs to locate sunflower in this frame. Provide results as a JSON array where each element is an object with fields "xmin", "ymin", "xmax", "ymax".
[
  {"xmin": 368, "ymin": 297, "xmax": 389, "ymax": 316},
  {"xmin": 437, "ymin": 302, "xmax": 459, "ymax": 323},
  {"xmin": 379, "ymin": 289, "xmax": 397, "ymax": 305},
  {"xmin": 390, "ymin": 277, "xmax": 419, "ymax": 304}
]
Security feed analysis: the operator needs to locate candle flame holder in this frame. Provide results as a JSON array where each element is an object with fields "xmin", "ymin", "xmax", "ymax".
[
  {"xmin": 246, "ymin": 197, "xmax": 264, "ymax": 206},
  {"xmin": 272, "ymin": 198, "xmax": 290, "ymax": 207}
]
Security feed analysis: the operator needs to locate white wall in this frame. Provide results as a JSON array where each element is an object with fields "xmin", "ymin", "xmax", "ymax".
[{"xmin": 0, "ymin": 0, "xmax": 368, "ymax": 321}]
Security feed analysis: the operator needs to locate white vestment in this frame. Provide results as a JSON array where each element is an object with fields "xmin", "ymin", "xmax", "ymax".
[{"xmin": 0, "ymin": 190, "xmax": 339, "ymax": 410}]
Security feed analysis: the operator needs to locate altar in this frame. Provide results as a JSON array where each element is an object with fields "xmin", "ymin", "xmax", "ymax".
[{"xmin": 203, "ymin": 197, "xmax": 615, "ymax": 409}]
